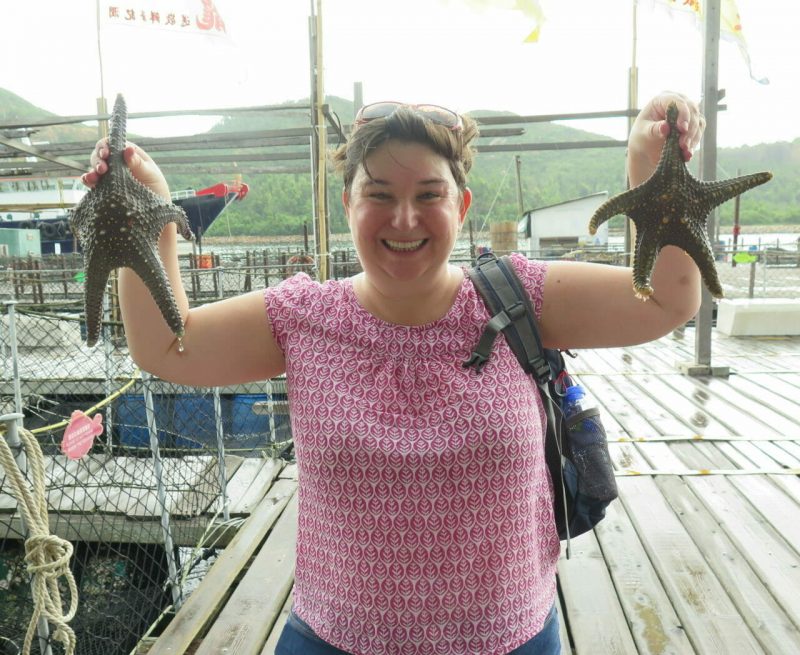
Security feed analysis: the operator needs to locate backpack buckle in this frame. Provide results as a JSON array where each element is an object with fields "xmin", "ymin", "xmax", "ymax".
[{"xmin": 462, "ymin": 351, "xmax": 489, "ymax": 373}]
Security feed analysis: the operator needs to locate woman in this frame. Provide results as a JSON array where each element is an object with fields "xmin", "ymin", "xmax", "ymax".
[{"xmin": 83, "ymin": 92, "xmax": 703, "ymax": 654}]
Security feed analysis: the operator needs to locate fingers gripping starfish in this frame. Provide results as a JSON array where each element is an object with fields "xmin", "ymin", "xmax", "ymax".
[
  {"xmin": 588, "ymin": 102, "xmax": 772, "ymax": 299},
  {"xmin": 70, "ymin": 94, "xmax": 194, "ymax": 346}
]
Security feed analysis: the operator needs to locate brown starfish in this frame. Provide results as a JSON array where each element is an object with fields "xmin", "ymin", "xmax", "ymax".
[
  {"xmin": 70, "ymin": 94, "xmax": 194, "ymax": 346},
  {"xmin": 588, "ymin": 101, "xmax": 772, "ymax": 299}
]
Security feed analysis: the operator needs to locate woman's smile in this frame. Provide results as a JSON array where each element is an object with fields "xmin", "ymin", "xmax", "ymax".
[{"xmin": 382, "ymin": 238, "xmax": 429, "ymax": 253}]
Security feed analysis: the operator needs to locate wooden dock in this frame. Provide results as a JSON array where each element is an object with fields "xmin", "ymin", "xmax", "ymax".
[{"xmin": 30, "ymin": 329, "xmax": 800, "ymax": 654}]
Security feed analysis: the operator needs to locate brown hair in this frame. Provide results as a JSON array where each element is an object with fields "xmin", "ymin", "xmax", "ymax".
[{"xmin": 330, "ymin": 107, "xmax": 479, "ymax": 193}]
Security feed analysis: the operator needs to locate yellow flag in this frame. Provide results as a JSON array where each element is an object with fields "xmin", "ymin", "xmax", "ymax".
[
  {"xmin": 515, "ymin": 0, "xmax": 546, "ymax": 42},
  {"xmin": 459, "ymin": 0, "xmax": 546, "ymax": 43},
  {"xmin": 640, "ymin": 0, "xmax": 768, "ymax": 83}
]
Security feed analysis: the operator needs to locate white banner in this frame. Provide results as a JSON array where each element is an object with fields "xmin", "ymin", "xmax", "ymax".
[{"xmin": 101, "ymin": 0, "xmax": 232, "ymax": 40}]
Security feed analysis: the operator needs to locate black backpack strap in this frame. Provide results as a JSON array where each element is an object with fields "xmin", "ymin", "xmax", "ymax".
[
  {"xmin": 464, "ymin": 252, "xmax": 574, "ymax": 552},
  {"xmin": 463, "ymin": 253, "xmax": 551, "ymax": 384}
]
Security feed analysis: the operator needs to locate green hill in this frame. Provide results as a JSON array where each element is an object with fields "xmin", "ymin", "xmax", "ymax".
[{"xmin": 2, "ymin": 89, "xmax": 795, "ymax": 236}]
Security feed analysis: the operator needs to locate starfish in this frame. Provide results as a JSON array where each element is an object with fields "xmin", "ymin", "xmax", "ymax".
[
  {"xmin": 70, "ymin": 94, "xmax": 194, "ymax": 346},
  {"xmin": 588, "ymin": 101, "xmax": 772, "ymax": 299}
]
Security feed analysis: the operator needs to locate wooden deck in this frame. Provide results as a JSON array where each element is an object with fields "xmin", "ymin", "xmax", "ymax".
[{"xmin": 131, "ymin": 329, "xmax": 799, "ymax": 654}]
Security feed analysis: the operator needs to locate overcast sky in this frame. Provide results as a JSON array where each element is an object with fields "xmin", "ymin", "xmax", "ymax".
[{"xmin": 2, "ymin": 0, "xmax": 794, "ymax": 147}]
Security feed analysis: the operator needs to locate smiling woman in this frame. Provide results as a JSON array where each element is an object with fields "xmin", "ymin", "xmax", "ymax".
[{"xmin": 85, "ymin": 92, "xmax": 705, "ymax": 655}]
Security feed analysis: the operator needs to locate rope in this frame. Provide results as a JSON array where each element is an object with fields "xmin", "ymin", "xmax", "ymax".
[
  {"xmin": 0, "ymin": 427, "xmax": 78, "ymax": 655},
  {"xmin": 30, "ymin": 370, "xmax": 140, "ymax": 436}
]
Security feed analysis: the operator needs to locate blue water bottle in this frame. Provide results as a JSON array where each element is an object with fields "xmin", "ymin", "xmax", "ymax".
[
  {"xmin": 562, "ymin": 384, "xmax": 595, "ymax": 420},
  {"xmin": 560, "ymin": 383, "xmax": 617, "ymax": 510}
]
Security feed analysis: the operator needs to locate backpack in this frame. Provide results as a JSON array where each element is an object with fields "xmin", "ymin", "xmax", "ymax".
[{"xmin": 462, "ymin": 252, "xmax": 618, "ymax": 556}]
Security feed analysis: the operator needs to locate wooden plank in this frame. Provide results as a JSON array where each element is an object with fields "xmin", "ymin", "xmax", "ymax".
[
  {"xmin": 228, "ymin": 459, "xmax": 283, "ymax": 516},
  {"xmin": 593, "ymin": 497, "xmax": 694, "ymax": 654},
  {"xmin": 688, "ymin": 476, "xmax": 800, "ymax": 628},
  {"xmin": 657, "ymin": 374, "xmax": 783, "ymax": 438},
  {"xmin": 555, "ymin": 591, "xmax": 573, "ymax": 655},
  {"xmin": 579, "ymin": 376, "xmax": 639, "ymax": 440},
  {"xmin": 196, "ymin": 493, "xmax": 298, "ymax": 655},
  {"xmin": 97, "ymin": 456, "xmax": 157, "ymax": 515},
  {"xmin": 557, "ymin": 530, "xmax": 637, "ymax": 654},
  {"xmin": 672, "ymin": 439, "xmax": 800, "ymax": 577},
  {"xmin": 127, "ymin": 456, "xmax": 216, "ymax": 520},
  {"xmin": 618, "ymin": 477, "xmax": 764, "ymax": 653},
  {"xmin": 564, "ymin": 348, "xmax": 608, "ymax": 375},
  {"xmin": 596, "ymin": 373, "xmax": 689, "ymax": 439},
  {"xmin": 260, "ymin": 589, "xmax": 293, "ymax": 655},
  {"xmin": 172, "ymin": 454, "xmax": 244, "ymax": 518},
  {"xmin": 147, "ymin": 478, "xmax": 298, "ymax": 655},
  {"xmin": 726, "ymin": 374, "xmax": 800, "ymax": 426},
  {"xmin": 655, "ymin": 474, "xmax": 800, "ymax": 653},
  {"xmin": 625, "ymin": 374, "xmax": 725, "ymax": 438},
  {"xmin": 278, "ymin": 462, "xmax": 298, "ymax": 480},
  {"xmin": 701, "ymin": 377, "xmax": 799, "ymax": 436},
  {"xmin": 46, "ymin": 455, "xmax": 114, "ymax": 513},
  {"xmin": 223, "ymin": 458, "xmax": 266, "ymax": 511}
]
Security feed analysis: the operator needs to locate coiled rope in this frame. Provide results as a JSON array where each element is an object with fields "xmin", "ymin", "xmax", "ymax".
[{"xmin": 0, "ymin": 427, "xmax": 78, "ymax": 655}]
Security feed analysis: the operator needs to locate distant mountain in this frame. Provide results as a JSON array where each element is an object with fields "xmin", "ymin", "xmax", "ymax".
[
  {"xmin": 0, "ymin": 88, "xmax": 99, "ymax": 143},
  {"xmin": 1, "ymin": 89, "xmax": 795, "ymax": 236}
]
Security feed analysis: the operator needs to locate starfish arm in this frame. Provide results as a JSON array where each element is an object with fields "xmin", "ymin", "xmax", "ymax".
[
  {"xmin": 588, "ymin": 183, "xmax": 651, "ymax": 234},
  {"xmin": 630, "ymin": 228, "xmax": 659, "ymax": 299},
  {"xmin": 660, "ymin": 222, "xmax": 724, "ymax": 298},
  {"xmin": 690, "ymin": 172, "xmax": 773, "ymax": 215},
  {"xmin": 152, "ymin": 203, "xmax": 195, "ymax": 242},
  {"xmin": 126, "ymin": 246, "xmax": 186, "ymax": 338},
  {"xmin": 82, "ymin": 259, "xmax": 114, "ymax": 347}
]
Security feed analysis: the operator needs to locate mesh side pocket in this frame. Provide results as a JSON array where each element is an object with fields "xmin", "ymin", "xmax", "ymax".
[{"xmin": 565, "ymin": 408, "xmax": 618, "ymax": 502}]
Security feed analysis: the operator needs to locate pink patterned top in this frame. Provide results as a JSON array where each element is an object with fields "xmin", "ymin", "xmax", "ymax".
[{"xmin": 264, "ymin": 252, "xmax": 560, "ymax": 655}]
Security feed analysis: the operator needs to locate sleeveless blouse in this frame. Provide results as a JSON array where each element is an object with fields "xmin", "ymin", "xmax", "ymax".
[{"xmin": 264, "ymin": 252, "xmax": 560, "ymax": 655}]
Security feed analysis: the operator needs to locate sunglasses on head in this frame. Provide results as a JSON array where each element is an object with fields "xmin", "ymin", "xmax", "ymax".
[{"xmin": 353, "ymin": 102, "xmax": 463, "ymax": 132}]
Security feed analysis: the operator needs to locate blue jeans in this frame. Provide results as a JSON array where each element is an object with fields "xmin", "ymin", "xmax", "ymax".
[{"xmin": 275, "ymin": 604, "xmax": 561, "ymax": 655}]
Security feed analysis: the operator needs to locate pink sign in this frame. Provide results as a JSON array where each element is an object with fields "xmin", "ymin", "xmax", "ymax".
[{"xmin": 61, "ymin": 411, "xmax": 104, "ymax": 460}]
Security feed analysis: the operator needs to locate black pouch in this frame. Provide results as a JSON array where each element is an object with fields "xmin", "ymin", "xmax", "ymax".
[{"xmin": 559, "ymin": 406, "xmax": 618, "ymax": 536}]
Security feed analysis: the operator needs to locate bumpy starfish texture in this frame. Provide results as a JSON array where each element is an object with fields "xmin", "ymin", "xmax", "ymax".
[
  {"xmin": 588, "ymin": 102, "xmax": 772, "ymax": 299},
  {"xmin": 70, "ymin": 94, "xmax": 194, "ymax": 346}
]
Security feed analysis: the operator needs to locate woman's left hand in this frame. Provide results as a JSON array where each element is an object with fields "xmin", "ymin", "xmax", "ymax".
[{"xmin": 628, "ymin": 91, "xmax": 706, "ymax": 168}]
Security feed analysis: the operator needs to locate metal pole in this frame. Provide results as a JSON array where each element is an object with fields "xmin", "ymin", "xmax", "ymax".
[
  {"xmin": 353, "ymin": 81, "xmax": 363, "ymax": 119},
  {"xmin": 102, "ymin": 293, "xmax": 114, "ymax": 454},
  {"xmin": 691, "ymin": 0, "xmax": 722, "ymax": 375},
  {"xmin": 142, "ymin": 373, "xmax": 181, "ymax": 609},
  {"xmin": 514, "ymin": 156, "xmax": 525, "ymax": 219},
  {"xmin": 265, "ymin": 380, "xmax": 277, "ymax": 443},
  {"xmin": 732, "ymin": 168, "xmax": 741, "ymax": 267},
  {"xmin": 0, "ymin": 412, "xmax": 54, "ymax": 655},
  {"xmin": 212, "ymin": 387, "xmax": 229, "ymax": 522},
  {"xmin": 4, "ymin": 301, "xmax": 23, "ymax": 415},
  {"xmin": 624, "ymin": 0, "xmax": 639, "ymax": 267},
  {"xmin": 313, "ymin": 0, "xmax": 329, "ymax": 281}
]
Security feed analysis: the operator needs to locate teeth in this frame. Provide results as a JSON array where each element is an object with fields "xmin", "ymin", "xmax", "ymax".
[{"xmin": 384, "ymin": 239, "xmax": 425, "ymax": 252}]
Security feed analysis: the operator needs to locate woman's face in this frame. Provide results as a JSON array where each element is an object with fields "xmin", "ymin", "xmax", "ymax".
[{"xmin": 343, "ymin": 140, "xmax": 471, "ymax": 292}]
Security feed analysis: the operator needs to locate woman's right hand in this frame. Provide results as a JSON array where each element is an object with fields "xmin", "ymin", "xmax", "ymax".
[{"xmin": 81, "ymin": 139, "xmax": 171, "ymax": 201}]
